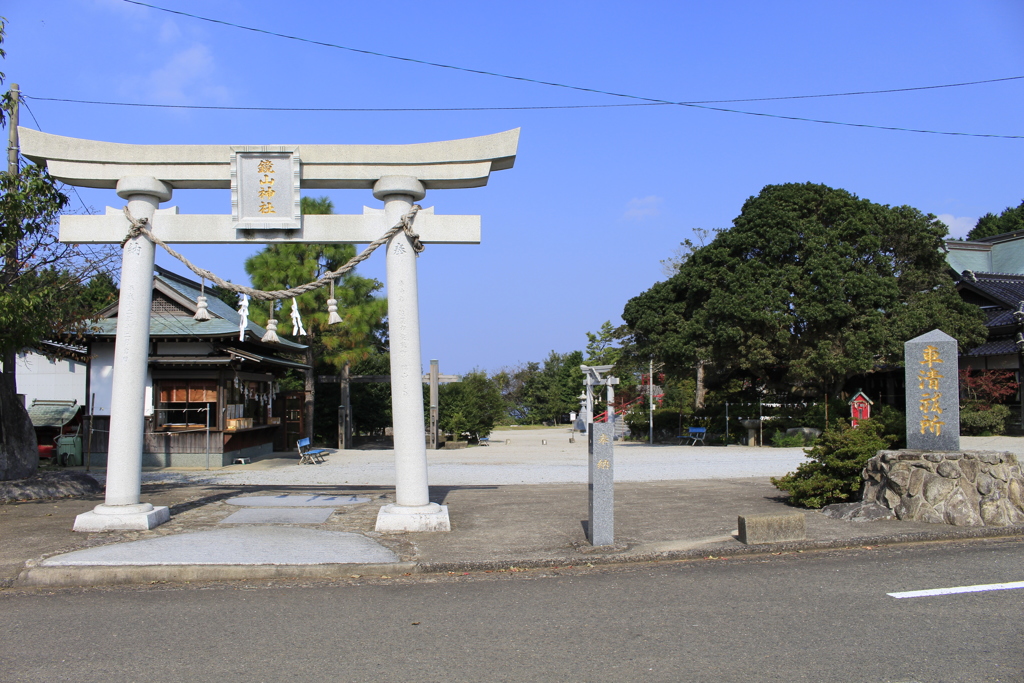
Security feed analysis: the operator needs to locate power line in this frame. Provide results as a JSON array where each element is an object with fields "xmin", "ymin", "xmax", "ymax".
[
  {"xmin": 677, "ymin": 76, "xmax": 1024, "ymax": 104},
  {"xmin": 116, "ymin": 0, "xmax": 1023, "ymax": 139},
  {"xmin": 24, "ymin": 93, "xmax": 1024, "ymax": 139},
  {"xmin": 25, "ymin": 96, "xmax": 661, "ymax": 112},
  {"xmin": 122, "ymin": 1, "xmax": 1021, "ymax": 106}
]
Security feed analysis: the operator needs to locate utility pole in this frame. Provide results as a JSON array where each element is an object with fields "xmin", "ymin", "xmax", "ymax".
[
  {"xmin": 3, "ymin": 84, "xmax": 20, "ymax": 384},
  {"xmin": 649, "ymin": 358, "xmax": 654, "ymax": 445}
]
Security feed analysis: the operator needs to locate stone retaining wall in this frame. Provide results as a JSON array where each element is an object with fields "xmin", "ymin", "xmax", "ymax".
[{"xmin": 863, "ymin": 450, "xmax": 1024, "ymax": 527}]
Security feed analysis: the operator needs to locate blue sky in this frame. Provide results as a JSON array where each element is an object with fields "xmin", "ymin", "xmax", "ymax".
[{"xmin": 4, "ymin": 0, "xmax": 1023, "ymax": 375}]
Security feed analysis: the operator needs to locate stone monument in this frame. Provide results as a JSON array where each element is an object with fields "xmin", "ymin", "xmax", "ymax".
[
  {"xmin": 826, "ymin": 328, "xmax": 1024, "ymax": 527},
  {"xmin": 904, "ymin": 329, "xmax": 959, "ymax": 451},
  {"xmin": 21, "ymin": 127, "xmax": 519, "ymax": 533}
]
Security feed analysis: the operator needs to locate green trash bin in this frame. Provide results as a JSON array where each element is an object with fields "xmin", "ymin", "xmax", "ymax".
[{"xmin": 55, "ymin": 435, "xmax": 83, "ymax": 467}]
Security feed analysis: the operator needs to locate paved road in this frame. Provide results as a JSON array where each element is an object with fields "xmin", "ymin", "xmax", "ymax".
[{"xmin": 4, "ymin": 538, "xmax": 1022, "ymax": 682}]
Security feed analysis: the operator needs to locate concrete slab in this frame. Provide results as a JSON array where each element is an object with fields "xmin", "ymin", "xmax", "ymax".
[
  {"xmin": 225, "ymin": 494, "xmax": 370, "ymax": 507},
  {"xmin": 40, "ymin": 527, "xmax": 399, "ymax": 566},
  {"xmin": 219, "ymin": 508, "xmax": 334, "ymax": 524}
]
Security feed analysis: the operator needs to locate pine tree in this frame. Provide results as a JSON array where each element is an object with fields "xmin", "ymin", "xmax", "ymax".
[{"xmin": 244, "ymin": 196, "xmax": 388, "ymax": 439}]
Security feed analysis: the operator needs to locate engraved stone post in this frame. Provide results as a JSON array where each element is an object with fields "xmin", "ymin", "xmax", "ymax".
[
  {"xmin": 429, "ymin": 359, "xmax": 439, "ymax": 450},
  {"xmin": 588, "ymin": 422, "xmax": 615, "ymax": 546},
  {"xmin": 905, "ymin": 329, "xmax": 960, "ymax": 451},
  {"xmin": 373, "ymin": 176, "xmax": 450, "ymax": 532},
  {"xmin": 338, "ymin": 361, "xmax": 351, "ymax": 450},
  {"xmin": 73, "ymin": 177, "xmax": 172, "ymax": 531}
]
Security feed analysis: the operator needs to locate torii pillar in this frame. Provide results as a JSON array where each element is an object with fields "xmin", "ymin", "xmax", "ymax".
[{"xmin": 21, "ymin": 127, "xmax": 519, "ymax": 533}]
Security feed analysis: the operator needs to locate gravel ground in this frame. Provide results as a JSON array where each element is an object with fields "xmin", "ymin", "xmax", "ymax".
[
  {"xmin": 80, "ymin": 431, "xmax": 1024, "ymax": 489},
  {"xmin": 84, "ymin": 428, "xmax": 810, "ymax": 487}
]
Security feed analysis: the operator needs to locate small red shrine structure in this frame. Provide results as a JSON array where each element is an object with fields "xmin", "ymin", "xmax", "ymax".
[{"xmin": 849, "ymin": 389, "xmax": 873, "ymax": 427}]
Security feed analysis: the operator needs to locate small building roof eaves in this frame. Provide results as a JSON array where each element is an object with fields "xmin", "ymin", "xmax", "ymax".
[
  {"xmin": 33, "ymin": 340, "xmax": 89, "ymax": 363},
  {"xmin": 28, "ymin": 399, "xmax": 80, "ymax": 428},
  {"xmin": 220, "ymin": 346, "xmax": 311, "ymax": 370},
  {"xmin": 964, "ymin": 338, "xmax": 1021, "ymax": 357}
]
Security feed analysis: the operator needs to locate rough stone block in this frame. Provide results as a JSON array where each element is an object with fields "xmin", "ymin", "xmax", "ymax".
[
  {"xmin": 888, "ymin": 466, "xmax": 911, "ymax": 494},
  {"xmin": 820, "ymin": 501, "xmax": 894, "ymax": 522},
  {"xmin": 737, "ymin": 512, "xmax": 806, "ymax": 545},
  {"xmin": 861, "ymin": 450, "xmax": 1024, "ymax": 527}
]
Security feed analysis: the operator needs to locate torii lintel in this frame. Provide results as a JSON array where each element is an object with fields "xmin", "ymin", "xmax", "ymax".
[{"xmin": 19, "ymin": 127, "xmax": 520, "ymax": 190}]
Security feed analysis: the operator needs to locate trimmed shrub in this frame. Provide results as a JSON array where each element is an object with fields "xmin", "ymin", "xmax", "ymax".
[
  {"xmin": 770, "ymin": 430, "xmax": 806, "ymax": 448},
  {"xmin": 771, "ymin": 419, "xmax": 895, "ymax": 509},
  {"xmin": 960, "ymin": 403, "xmax": 1012, "ymax": 436}
]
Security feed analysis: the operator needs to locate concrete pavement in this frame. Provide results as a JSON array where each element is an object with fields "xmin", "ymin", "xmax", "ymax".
[{"xmin": 4, "ymin": 430, "xmax": 1024, "ymax": 589}]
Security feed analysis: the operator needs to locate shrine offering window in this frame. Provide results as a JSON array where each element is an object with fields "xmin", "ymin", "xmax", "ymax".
[
  {"xmin": 157, "ymin": 379, "xmax": 217, "ymax": 428},
  {"xmin": 226, "ymin": 379, "xmax": 272, "ymax": 426}
]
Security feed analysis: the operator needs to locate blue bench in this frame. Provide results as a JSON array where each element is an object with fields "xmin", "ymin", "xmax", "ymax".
[
  {"xmin": 675, "ymin": 427, "xmax": 706, "ymax": 446},
  {"xmin": 297, "ymin": 437, "xmax": 328, "ymax": 464}
]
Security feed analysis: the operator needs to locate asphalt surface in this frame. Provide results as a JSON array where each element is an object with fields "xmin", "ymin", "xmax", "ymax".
[
  {"xmin": 3, "ymin": 538, "xmax": 1022, "ymax": 682},
  {"xmin": 2, "ymin": 430, "xmax": 1024, "ymax": 589}
]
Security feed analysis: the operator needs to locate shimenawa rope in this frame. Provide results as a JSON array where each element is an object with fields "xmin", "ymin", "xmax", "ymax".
[{"xmin": 121, "ymin": 205, "xmax": 423, "ymax": 341}]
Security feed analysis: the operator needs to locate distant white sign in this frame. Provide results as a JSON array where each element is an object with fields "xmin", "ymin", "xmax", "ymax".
[{"xmin": 231, "ymin": 147, "xmax": 301, "ymax": 230}]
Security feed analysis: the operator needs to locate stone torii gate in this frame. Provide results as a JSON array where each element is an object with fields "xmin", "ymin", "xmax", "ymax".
[
  {"xmin": 580, "ymin": 364, "xmax": 619, "ymax": 427},
  {"xmin": 20, "ymin": 127, "xmax": 519, "ymax": 534}
]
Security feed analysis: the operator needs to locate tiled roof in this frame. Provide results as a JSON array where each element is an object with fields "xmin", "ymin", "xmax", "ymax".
[
  {"xmin": 89, "ymin": 266, "xmax": 306, "ymax": 351},
  {"xmin": 960, "ymin": 272, "xmax": 1024, "ymax": 308},
  {"xmin": 955, "ymin": 271, "xmax": 1024, "ymax": 358},
  {"xmin": 965, "ymin": 338, "xmax": 1020, "ymax": 357},
  {"xmin": 986, "ymin": 310, "xmax": 1018, "ymax": 327},
  {"xmin": 28, "ymin": 399, "xmax": 80, "ymax": 428},
  {"xmin": 973, "ymin": 229, "xmax": 1024, "ymax": 244}
]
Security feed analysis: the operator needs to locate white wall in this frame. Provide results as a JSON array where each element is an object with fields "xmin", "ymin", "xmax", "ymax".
[
  {"xmin": 90, "ymin": 342, "xmax": 153, "ymax": 416},
  {"xmin": 13, "ymin": 350, "xmax": 87, "ymax": 407}
]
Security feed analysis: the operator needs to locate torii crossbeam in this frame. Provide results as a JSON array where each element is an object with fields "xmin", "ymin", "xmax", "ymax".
[{"xmin": 21, "ymin": 127, "xmax": 519, "ymax": 533}]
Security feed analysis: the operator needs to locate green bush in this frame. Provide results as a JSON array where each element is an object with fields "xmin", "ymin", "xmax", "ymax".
[
  {"xmin": 771, "ymin": 419, "xmax": 895, "ymax": 509},
  {"xmin": 770, "ymin": 430, "xmax": 806, "ymax": 448},
  {"xmin": 624, "ymin": 407, "xmax": 686, "ymax": 440},
  {"xmin": 870, "ymin": 404, "xmax": 907, "ymax": 448},
  {"xmin": 960, "ymin": 403, "xmax": 1012, "ymax": 436}
]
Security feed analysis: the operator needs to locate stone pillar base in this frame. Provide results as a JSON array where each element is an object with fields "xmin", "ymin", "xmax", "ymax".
[
  {"xmin": 374, "ymin": 503, "xmax": 450, "ymax": 533},
  {"xmin": 73, "ymin": 503, "xmax": 171, "ymax": 532}
]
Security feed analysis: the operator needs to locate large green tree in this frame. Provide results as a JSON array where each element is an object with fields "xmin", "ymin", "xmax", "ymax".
[
  {"xmin": 522, "ymin": 350, "xmax": 585, "ymax": 424},
  {"xmin": 1, "ymin": 18, "xmax": 118, "ymax": 478},
  {"xmin": 436, "ymin": 370, "xmax": 504, "ymax": 441},
  {"xmin": 245, "ymin": 196, "xmax": 388, "ymax": 439},
  {"xmin": 623, "ymin": 182, "xmax": 988, "ymax": 400},
  {"xmin": 965, "ymin": 199, "xmax": 1024, "ymax": 241},
  {"xmin": 584, "ymin": 320, "xmax": 627, "ymax": 368},
  {"xmin": 492, "ymin": 362, "xmax": 539, "ymax": 424}
]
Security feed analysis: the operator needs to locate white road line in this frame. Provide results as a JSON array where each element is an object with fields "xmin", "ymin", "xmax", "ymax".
[{"xmin": 888, "ymin": 581, "xmax": 1024, "ymax": 599}]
